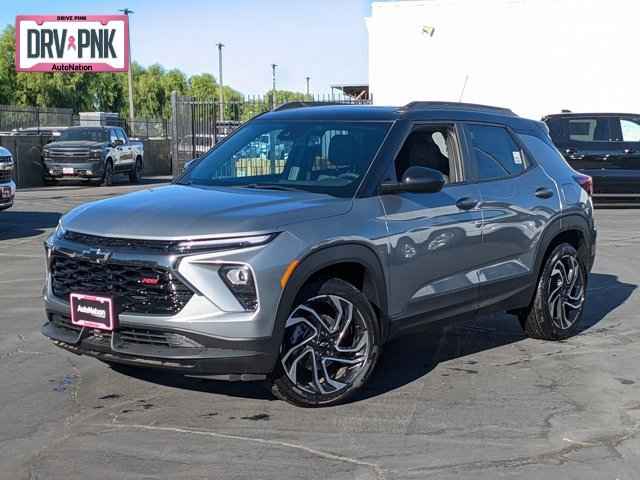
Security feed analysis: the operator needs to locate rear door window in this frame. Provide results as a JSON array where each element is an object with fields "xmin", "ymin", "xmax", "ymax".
[
  {"xmin": 464, "ymin": 124, "xmax": 527, "ymax": 181},
  {"xmin": 618, "ymin": 118, "xmax": 640, "ymax": 142},
  {"xmin": 567, "ymin": 117, "xmax": 611, "ymax": 142}
]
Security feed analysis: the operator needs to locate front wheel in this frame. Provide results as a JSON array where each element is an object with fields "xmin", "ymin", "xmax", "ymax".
[
  {"xmin": 129, "ymin": 158, "xmax": 142, "ymax": 184},
  {"xmin": 519, "ymin": 243, "xmax": 587, "ymax": 340},
  {"xmin": 101, "ymin": 161, "xmax": 113, "ymax": 187},
  {"xmin": 269, "ymin": 278, "xmax": 381, "ymax": 407}
]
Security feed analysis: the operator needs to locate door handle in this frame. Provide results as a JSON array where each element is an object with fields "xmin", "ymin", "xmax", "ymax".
[
  {"xmin": 456, "ymin": 197, "xmax": 478, "ymax": 210},
  {"xmin": 535, "ymin": 187, "xmax": 554, "ymax": 199}
]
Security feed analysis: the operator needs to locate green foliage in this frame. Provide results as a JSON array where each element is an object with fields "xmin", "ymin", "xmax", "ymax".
[{"xmin": 0, "ymin": 25, "xmax": 16, "ymax": 104}]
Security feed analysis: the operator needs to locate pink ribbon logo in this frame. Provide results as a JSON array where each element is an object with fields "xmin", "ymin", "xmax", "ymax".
[{"xmin": 67, "ymin": 35, "xmax": 77, "ymax": 50}]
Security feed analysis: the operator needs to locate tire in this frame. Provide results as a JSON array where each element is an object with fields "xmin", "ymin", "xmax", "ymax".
[
  {"xmin": 101, "ymin": 160, "xmax": 113, "ymax": 187},
  {"xmin": 269, "ymin": 278, "xmax": 382, "ymax": 407},
  {"xmin": 129, "ymin": 158, "xmax": 142, "ymax": 184},
  {"xmin": 519, "ymin": 243, "xmax": 587, "ymax": 340}
]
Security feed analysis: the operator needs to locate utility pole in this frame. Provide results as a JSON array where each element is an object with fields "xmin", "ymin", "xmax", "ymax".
[
  {"xmin": 271, "ymin": 64, "xmax": 277, "ymax": 110},
  {"xmin": 119, "ymin": 8, "xmax": 135, "ymax": 131},
  {"xmin": 305, "ymin": 76, "xmax": 310, "ymax": 97},
  {"xmin": 217, "ymin": 43, "xmax": 224, "ymax": 123}
]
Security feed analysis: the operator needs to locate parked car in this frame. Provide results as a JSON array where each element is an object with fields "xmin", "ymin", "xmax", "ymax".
[
  {"xmin": 42, "ymin": 102, "xmax": 596, "ymax": 406},
  {"xmin": 543, "ymin": 112, "xmax": 640, "ymax": 202},
  {"xmin": 41, "ymin": 126, "xmax": 144, "ymax": 186},
  {"xmin": 0, "ymin": 147, "xmax": 15, "ymax": 211}
]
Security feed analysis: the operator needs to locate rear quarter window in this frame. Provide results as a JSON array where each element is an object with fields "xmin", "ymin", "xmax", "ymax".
[{"xmin": 517, "ymin": 134, "xmax": 573, "ymax": 179}]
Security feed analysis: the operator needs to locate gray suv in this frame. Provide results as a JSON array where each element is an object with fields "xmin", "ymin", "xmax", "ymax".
[{"xmin": 42, "ymin": 102, "xmax": 596, "ymax": 407}]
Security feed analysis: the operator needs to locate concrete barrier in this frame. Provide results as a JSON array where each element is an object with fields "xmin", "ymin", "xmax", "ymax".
[
  {"xmin": 0, "ymin": 134, "xmax": 171, "ymax": 188},
  {"xmin": 140, "ymin": 138, "xmax": 171, "ymax": 176},
  {"xmin": 0, "ymin": 134, "xmax": 50, "ymax": 188}
]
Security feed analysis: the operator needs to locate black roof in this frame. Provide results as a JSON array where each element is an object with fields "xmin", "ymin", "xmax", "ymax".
[
  {"xmin": 259, "ymin": 101, "xmax": 544, "ymax": 136},
  {"xmin": 544, "ymin": 112, "xmax": 640, "ymax": 119}
]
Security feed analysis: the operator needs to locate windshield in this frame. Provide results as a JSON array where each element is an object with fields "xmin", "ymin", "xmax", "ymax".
[
  {"xmin": 58, "ymin": 128, "xmax": 108, "ymax": 142},
  {"xmin": 181, "ymin": 120, "xmax": 391, "ymax": 197}
]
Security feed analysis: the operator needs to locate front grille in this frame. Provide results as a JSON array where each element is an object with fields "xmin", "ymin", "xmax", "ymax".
[
  {"xmin": 64, "ymin": 230, "xmax": 178, "ymax": 253},
  {"xmin": 0, "ymin": 170, "xmax": 12, "ymax": 182},
  {"xmin": 50, "ymin": 252, "xmax": 193, "ymax": 315},
  {"xmin": 117, "ymin": 328, "xmax": 203, "ymax": 348},
  {"xmin": 48, "ymin": 147, "xmax": 90, "ymax": 158}
]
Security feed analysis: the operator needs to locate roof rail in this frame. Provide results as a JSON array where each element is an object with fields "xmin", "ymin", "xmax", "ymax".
[
  {"xmin": 273, "ymin": 101, "xmax": 359, "ymax": 112},
  {"xmin": 402, "ymin": 101, "xmax": 516, "ymax": 116}
]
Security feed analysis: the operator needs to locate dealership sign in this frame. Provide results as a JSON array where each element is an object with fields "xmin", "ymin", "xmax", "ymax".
[{"xmin": 15, "ymin": 15, "xmax": 129, "ymax": 72}]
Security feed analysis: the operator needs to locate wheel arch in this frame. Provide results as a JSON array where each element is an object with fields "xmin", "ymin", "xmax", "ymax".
[
  {"xmin": 532, "ymin": 214, "xmax": 594, "ymax": 293},
  {"xmin": 273, "ymin": 242, "xmax": 389, "ymax": 345}
]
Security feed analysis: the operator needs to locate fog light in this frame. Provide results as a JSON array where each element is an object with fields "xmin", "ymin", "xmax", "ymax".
[
  {"xmin": 86, "ymin": 170, "xmax": 93, "ymax": 175},
  {"xmin": 49, "ymin": 169, "xmax": 54, "ymax": 174},
  {"xmin": 219, "ymin": 265, "xmax": 257, "ymax": 311},
  {"xmin": 225, "ymin": 266, "xmax": 250, "ymax": 286}
]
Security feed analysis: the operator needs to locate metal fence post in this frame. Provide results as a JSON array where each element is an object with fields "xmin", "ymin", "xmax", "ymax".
[{"xmin": 170, "ymin": 91, "xmax": 179, "ymax": 178}]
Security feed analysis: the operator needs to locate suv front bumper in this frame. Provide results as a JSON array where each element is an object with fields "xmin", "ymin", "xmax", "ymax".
[
  {"xmin": 41, "ymin": 232, "xmax": 298, "ymax": 377},
  {"xmin": 44, "ymin": 160, "xmax": 105, "ymax": 179},
  {"xmin": 41, "ymin": 311, "xmax": 277, "ymax": 378}
]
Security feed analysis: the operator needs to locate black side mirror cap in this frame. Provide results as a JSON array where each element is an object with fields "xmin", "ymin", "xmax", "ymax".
[{"xmin": 380, "ymin": 166, "xmax": 446, "ymax": 194}]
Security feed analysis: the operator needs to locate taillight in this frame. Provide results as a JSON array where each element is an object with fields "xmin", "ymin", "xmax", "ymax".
[{"xmin": 574, "ymin": 174, "xmax": 593, "ymax": 197}]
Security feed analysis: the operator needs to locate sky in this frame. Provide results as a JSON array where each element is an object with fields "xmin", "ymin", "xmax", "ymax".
[{"xmin": 3, "ymin": 0, "xmax": 372, "ymax": 96}]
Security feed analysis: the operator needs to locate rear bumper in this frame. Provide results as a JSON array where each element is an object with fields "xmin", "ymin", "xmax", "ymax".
[
  {"xmin": 44, "ymin": 160, "xmax": 104, "ymax": 179},
  {"xmin": 42, "ymin": 312, "xmax": 278, "ymax": 378}
]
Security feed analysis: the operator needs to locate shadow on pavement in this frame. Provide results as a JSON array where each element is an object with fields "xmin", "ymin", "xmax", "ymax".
[
  {"xmin": 111, "ymin": 272, "xmax": 636, "ymax": 404},
  {"xmin": 358, "ymin": 272, "xmax": 636, "ymax": 401},
  {"xmin": 0, "ymin": 211, "xmax": 61, "ymax": 241}
]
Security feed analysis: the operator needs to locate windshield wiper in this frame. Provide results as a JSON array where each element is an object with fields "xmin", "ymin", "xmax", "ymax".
[{"xmin": 241, "ymin": 183, "xmax": 303, "ymax": 192}]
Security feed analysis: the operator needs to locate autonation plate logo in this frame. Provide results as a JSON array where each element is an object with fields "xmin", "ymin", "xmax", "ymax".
[{"xmin": 15, "ymin": 15, "xmax": 129, "ymax": 73}]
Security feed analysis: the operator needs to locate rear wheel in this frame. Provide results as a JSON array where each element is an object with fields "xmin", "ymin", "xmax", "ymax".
[
  {"xmin": 129, "ymin": 158, "xmax": 142, "ymax": 184},
  {"xmin": 270, "ymin": 278, "xmax": 381, "ymax": 407},
  {"xmin": 519, "ymin": 243, "xmax": 587, "ymax": 340}
]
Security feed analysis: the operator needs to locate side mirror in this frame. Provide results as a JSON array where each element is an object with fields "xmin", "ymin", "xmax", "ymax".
[
  {"xmin": 380, "ymin": 166, "xmax": 446, "ymax": 194},
  {"xmin": 183, "ymin": 158, "xmax": 197, "ymax": 172}
]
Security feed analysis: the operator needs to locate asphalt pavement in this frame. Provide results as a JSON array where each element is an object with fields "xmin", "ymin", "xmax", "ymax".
[{"xmin": 1, "ymin": 177, "xmax": 638, "ymax": 479}]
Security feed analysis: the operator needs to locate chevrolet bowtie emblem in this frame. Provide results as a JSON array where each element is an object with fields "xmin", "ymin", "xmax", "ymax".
[{"xmin": 81, "ymin": 248, "xmax": 112, "ymax": 264}]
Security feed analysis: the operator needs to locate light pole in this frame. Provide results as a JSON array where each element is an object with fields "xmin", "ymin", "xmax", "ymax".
[
  {"xmin": 119, "ymin": 8, "xmax": 135, "ymax": 131},
  {"xmin": 305, "ymin": 76, "xmax": 310, "ymax": 97},
  {"xmin": 271, "ymin": 63, "xmax": 277, "ymax": 110},
  {"xmin": 217, "ymin": 43, "xmax": 224, "ymax": 123}
]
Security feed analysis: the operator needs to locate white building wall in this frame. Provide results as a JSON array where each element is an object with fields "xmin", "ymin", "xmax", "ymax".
[{"xmin": 366, "ymin": 0, "xmax": 639, "ymax": 119}]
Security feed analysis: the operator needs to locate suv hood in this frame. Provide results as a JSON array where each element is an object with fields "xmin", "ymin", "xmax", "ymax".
[{"xmin": 62, "ymin": 185, "xmax": 352, "ymax": 239}]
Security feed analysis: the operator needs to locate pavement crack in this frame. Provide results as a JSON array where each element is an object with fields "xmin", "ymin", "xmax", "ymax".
[{"xmin": 91, "ymin": 423, "xmax": 386, "ymax": 480}]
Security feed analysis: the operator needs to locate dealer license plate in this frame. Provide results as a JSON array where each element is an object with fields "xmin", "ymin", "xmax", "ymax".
[{"xmin": 69, "ymin": 293, "xmax": 116, "ymax": 331}]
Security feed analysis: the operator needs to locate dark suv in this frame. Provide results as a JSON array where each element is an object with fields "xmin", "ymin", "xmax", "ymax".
[
  {"xmin": 544, "ymin": 112, "xmax": 640, "ymax": 202},
  {"xmin": 42, "ymin": 102, "xmax": 596, "ymax": 407}
]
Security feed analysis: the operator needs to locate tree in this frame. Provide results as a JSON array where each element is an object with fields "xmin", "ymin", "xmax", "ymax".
[
  {"xmin": 0, "ymin": 25, "xmax": 16, "ymax": 104},
  {"xmin": 188, "ymin": 73, "xmax": 218, "ymax": 100}
]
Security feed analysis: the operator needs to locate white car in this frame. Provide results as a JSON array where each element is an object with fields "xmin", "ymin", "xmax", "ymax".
[{"xmin": 0, "ymin": 146, "xmax": 15, "ymax": 211}]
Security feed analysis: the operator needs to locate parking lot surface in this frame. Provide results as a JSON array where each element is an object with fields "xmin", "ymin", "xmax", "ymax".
[{"xmin": 1, "ymin": 179, "xmax": 639, "ymax": 480}]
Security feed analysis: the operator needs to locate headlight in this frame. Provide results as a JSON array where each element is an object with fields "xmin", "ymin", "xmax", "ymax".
[
  {"xmin": 176, "ymin": 233, "xmax": 276, "ymax": 253},
  {"xmin": 219, "ymin": 264, "xmax": 258, "ymax": 311},
  {"xmin": 0, "ymin": 156, "xmax": 13, "ymax": 170},
  {"xmin": 53, "ymin": 221, "xmax": 66, "ymax": 240},
  {"xmin": 89, "ymin": 148, "xmax": 103, "ymax": 158}
]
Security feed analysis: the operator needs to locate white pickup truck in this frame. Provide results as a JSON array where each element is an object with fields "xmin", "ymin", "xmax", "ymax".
[{"xmin": 42, "ymin": 126, "xmax": 144, "ymax": 186}]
